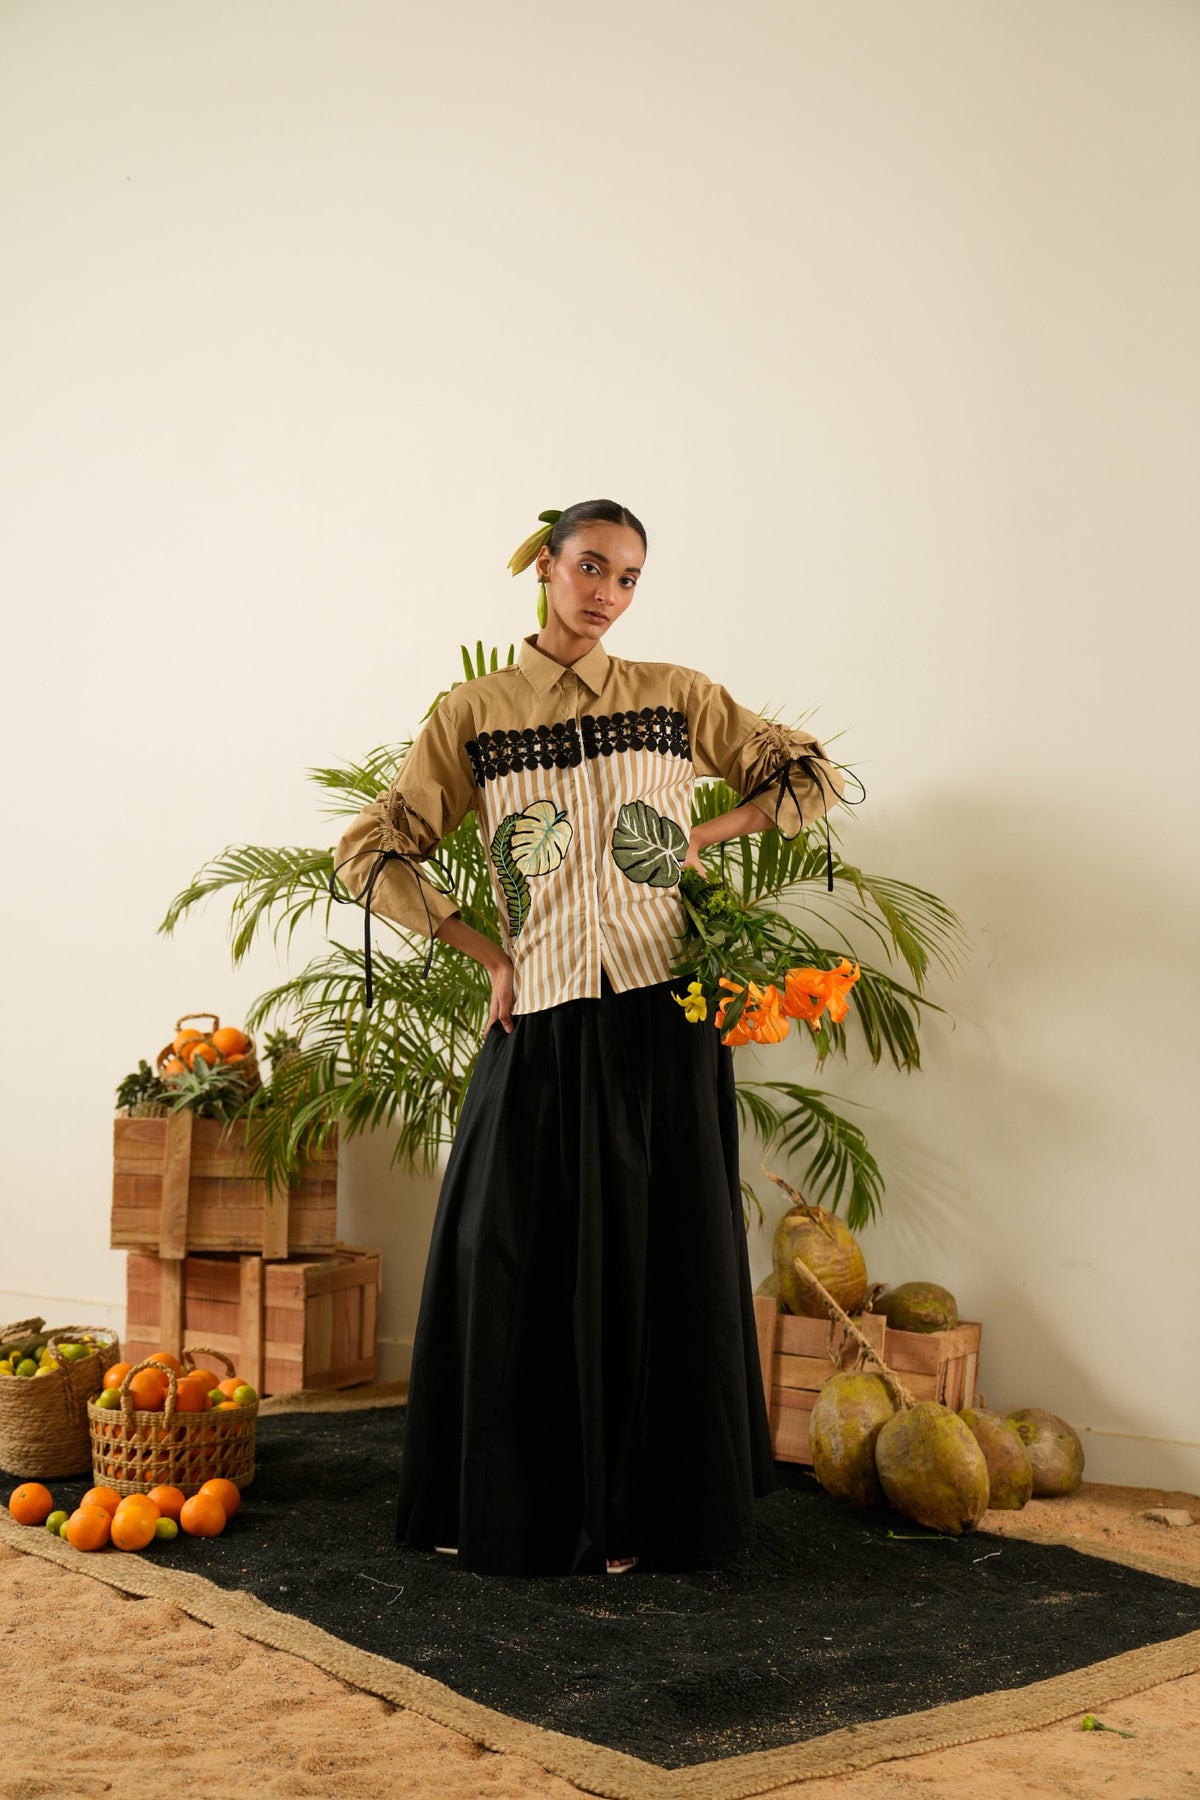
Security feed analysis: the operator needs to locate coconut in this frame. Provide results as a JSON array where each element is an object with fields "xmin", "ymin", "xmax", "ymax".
[
  {"xmin": 872, "ymin": 1282, "xmax": 958, "ymax": 1333},
  {"xmin": 959, "ymin": 1407, "xmax": 1033, "ymax": 1510},
  {"xmin": 773, "ymin": 1205, "xmax": 867, "ymax": 1318},
  {"xmin": 754, "ymin": 1271, "xmax": 780, "ymax": 1303},
  {"xmin": 810, "ymin": 1371, "xmax": 898, "ymax": 1508},
  {"xmin": 874, "ymin": 1401, "xmax": 991, "ymax": 1534},
  {"xmin": 1005, "ymin": 1407, "xmax": 1085, "ymax": 1496}
]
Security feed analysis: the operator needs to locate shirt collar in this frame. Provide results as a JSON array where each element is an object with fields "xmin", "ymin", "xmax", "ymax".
[{"xmin": 517, "ymin": 633, "xmax": 610, "ymax": 699}]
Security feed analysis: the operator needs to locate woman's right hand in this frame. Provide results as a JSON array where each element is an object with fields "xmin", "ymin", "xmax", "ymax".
[
  {"xmin": 432, "ymin": 914, "xmax": 516, "ymax": 1037},
  {"xmin": 485, "ymin": 954, "xmax": 516, "ymax": 1036}
]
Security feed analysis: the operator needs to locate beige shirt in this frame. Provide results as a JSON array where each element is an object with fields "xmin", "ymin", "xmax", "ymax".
[{"xmin": 333, "ymin": 634, "xmax": 845, "ymax": 1016}]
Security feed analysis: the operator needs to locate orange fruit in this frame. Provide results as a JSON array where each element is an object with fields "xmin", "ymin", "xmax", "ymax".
[
  {"xmin": 102, "ymin": 1361, "xmax": 133, "ymax": 1391},
  {"xmin": 198, "ymin": 1478, "xmax": 241, "ymax": 1519},
  {"xmin": 185, "ymin": 1040, "xmax": 219, "ymax": 1068},
  {"xmin": 80, "ymin": 1486, "xmax": 122, "ymax": 1519},
  {"xmin": 225, "ymin": 1052, "xmax": 246, "ymax": 1066},
  {"xmin": 146, "ymin": 1485, "xmax": 185, "ymax": 1522},
  {"xmin": 210, "ymin": 1026, "xmax": 250, "ymax": 1057},
  {"xmin": 128, "ymin": 1370, "xmax": 167, "ymax": 1411},
  {"xmin": 161, "ymin": 1056, "xmax": 186, "ymax": 1077},
  {"xmin": 114, "ymin": 1496, "xmax": 161, "ymax": 1527},
  {"xmin": 110, "ymin": 1502, "xmax": 158, "ymax": 1551},
  {"xmin": 214, "ymin": 1401, "xmax": 241, "ymax": 1411},
  {"xmin": 172, "ymin": 1380, "xmax": 207, "ymax": 1412},
  {"xmin": 179, "ymin": 1492, "xmax": 226, "ymax": 1537},
  {"xmin": 172, "ymin": 1027, "xmax": 203, "ymax": 1054},
  {"xmin": 64, "ymin": 1502, "xmax": 111, "ymax": 1551},
  {"xmin": 8, "ymin": 1483, "xmax": 54, "ymax": 1525},
  {"xmin": 147, "ymin": 1351, "xmax": 185, "ymax": 1377},
  {"xmin": 216, "ymin": 1378, "xmax": 242, "ymax": 1398}
]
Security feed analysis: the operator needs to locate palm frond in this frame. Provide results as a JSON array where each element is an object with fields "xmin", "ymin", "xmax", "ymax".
[
  {"xmin": 158, "ymin": 845, "xmax": 335, "ymax": 962},
  {"xmin": 307, "ymin": 747, "xmax": 406, "ymax": 816},
  {"xmin": 739, "ymin": 1080, "xmax": 884, "ymax": 1229}
]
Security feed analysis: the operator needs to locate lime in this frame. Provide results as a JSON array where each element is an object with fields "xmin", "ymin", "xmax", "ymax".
[
  {"xmin": 15, "ymin": 1360, "xmax": 37, "ymax": 1378},
  {"xmin": 45, "ymin": 1510, "xmax": 69, "ymax": 1534},
  {"xmin": 57, "ymin": 1519, "xmax": 70, "ymax": 1537},
  {"xmin": 33, "ymin": 1366, "xmax": 59, "ymax": 1378},
  {"xmin": 94, "ymin": 1388, "xmax": 121, "ymax": 1410},
  {"xmin": 207, "ymin": 1391, "xmax": 224, "ymax": 1407},
  {"xmin": 154, "ymin": 1517, "xmax": 179, "ymax": 1541},
  {"xmin": 59, "ymin": 1343, "xmax": 89, "ymax": 1362},
  {"xmin": 232, "ymin": 1385, "xmax": 258, "ymax": 1406}
]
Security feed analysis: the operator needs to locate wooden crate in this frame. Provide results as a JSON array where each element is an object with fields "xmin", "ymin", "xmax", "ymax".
[
  {"xmin": 753, "ymin": 1296, "xmax": 982, "ymax": 1465},
  {"xmin": 112, "ymin": 1114, "xmax": 338, "ymax": 1260},
  {"xmin": 124, "ymin": 1243, "xmax": 380, "ymax": 1396}
]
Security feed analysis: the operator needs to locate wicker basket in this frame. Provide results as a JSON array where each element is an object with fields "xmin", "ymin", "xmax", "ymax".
[
  {"xmin": 156, "ymin": 1012, "xmax": 262, "ymax": 1095},
  {"xmin": 0, "ymin": 1322, "xmax": 122, "ymax": 1479},
  {"xmin": 88, "ymin": 1348, "xmax": 257, "ymax": 1497}
]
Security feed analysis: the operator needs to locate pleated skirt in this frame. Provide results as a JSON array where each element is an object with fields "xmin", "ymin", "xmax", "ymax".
[{"xmin": 394, "ymin": 969, "xmax": 779, "ymax": 1577}]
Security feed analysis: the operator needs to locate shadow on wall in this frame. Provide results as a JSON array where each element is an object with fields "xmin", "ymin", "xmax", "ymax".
[
  {"xmin": 336, "ymin": 1124, "xmax": 442, "ymax": 1384},
  {"xmin": 748, "ymin": 783, "xmax": 1200, "ymax": 1486}
]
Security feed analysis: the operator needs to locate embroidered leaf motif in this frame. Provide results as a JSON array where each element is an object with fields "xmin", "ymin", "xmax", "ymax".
[
  {"xmin": 491, "ymin": 814, "xmax": 531, "ymax": 938},
  {"xmin": 611, "ymin": 800, "xmax": 688, "ymax": 888},
  {"xmin": 509, "ymin": 799, "xmax": 574, "ymax": 876}
]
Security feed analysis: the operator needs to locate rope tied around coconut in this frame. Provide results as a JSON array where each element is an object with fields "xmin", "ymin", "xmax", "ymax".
[{"xmin": 787, "ymin": 1256, "xmax": 918, "ymax": 1412}]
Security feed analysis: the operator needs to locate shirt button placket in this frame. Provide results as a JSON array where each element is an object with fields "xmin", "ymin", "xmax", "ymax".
[{"xmin": 568, "ymin": 674, "xmax": 602, "ymax": 997}]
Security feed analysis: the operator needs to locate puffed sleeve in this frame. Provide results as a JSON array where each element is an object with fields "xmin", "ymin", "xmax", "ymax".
[
  {"xmin": 686, "ymin": 669, "xmax": 846, "ymax": 839},
  {"xmin": 332, "ymin": 692, "xmax": 475, "ymax": 944}
]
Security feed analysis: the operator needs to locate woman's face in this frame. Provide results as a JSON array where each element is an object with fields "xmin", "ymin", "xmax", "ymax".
[{"xmin": 536, "ymin": 522, "xmax": 644, "ymax": 642}]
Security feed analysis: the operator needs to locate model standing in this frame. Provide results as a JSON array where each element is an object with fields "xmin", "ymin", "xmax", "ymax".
[{"xmin": 335, "ymin": 499, "xmax": 845, "ymax": 1576}]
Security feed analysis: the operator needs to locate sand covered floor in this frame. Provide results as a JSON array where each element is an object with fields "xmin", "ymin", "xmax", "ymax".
[{"xmin": 1, "ymin": 1481, "xmax": 1198, "ymax": 1800}]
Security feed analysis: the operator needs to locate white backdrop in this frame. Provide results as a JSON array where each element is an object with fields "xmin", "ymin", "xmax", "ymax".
[{"xmin": 3, "ymin": 0, "xmax": 1197, "ymax": 1487}]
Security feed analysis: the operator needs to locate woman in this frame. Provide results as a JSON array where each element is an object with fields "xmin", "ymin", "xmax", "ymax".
[{"xmin": 334, "ymin": 498, "xmax": 845, "ymax": 1577}]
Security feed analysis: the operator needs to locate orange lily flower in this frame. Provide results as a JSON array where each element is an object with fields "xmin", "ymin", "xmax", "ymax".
[
  {"xmin": 715, "ymin": 977, "xmax": 754, "ymax": 1047},
  {"xmin": 782, "ymin": 967, "xmax": 827, "ymax": 1026},
  {"xmin": 749, "ymin": 983, "xmax": 790, "ymax": 1044},
  {"xmin": 823, "ymin": 959, "xmax": 861, "ymax": 1023}
]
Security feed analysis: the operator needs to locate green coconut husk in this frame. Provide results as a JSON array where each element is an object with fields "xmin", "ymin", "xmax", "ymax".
[
  {"xmin": 787, "ymin": 1256, "xmax": 987, "ymax": 1536},
  {"xmin": 959, "ymin": 1407, "xmax": 1034, "ymax": 1510}
]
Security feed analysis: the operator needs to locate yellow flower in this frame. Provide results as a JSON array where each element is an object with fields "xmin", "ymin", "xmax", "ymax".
[{"xmin": 673, "ymin": 979, "xmax": 708, "ymax": 1024}]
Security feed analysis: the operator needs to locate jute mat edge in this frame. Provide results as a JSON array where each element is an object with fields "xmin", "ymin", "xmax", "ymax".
[
  {"xmin": 6, "ymin": 1385, "xmax": 1200, "ymax": 1800},
  {"xmin": 4, "ymin": 1510, "xmax": 1200, "ymax": 1800}
]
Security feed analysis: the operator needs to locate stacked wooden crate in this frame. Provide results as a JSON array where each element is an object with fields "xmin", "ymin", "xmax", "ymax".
[
  {"xmin": 112, "ymin": 1113, "xmax": 380, "ymax": 1395},
  {"xmin": 752, "ymin": 1296, "xmax": 982, "ymax": 1464}
]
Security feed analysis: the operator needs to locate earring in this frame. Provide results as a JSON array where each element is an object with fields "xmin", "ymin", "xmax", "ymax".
[{"xmin": 536, "ymin": 578, "xmax": 548, "ymax": 628}]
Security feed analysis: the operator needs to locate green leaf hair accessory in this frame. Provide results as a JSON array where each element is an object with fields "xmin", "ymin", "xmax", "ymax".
[{"xmin": 506, "ymin": 509, "xmax": 563, "ymax": 629}]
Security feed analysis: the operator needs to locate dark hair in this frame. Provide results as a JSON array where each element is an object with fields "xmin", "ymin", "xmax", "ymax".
[{"xmin": 546, "ymin": 498, "xmax": 647, "ymax": 562}]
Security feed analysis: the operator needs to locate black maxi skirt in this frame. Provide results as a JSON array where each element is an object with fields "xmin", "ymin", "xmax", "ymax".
[{"xmin": 395, "ymin": 969, "xmax": 779, "ymax": 1577}]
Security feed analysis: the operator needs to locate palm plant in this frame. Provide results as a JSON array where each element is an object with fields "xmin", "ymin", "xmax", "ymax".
[{"xmin": 158, "ymin": 643, "xmax": 968, "ymax": 1227}]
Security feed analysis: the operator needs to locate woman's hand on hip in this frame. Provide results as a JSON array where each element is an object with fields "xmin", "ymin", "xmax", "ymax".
[
  {"xmin": 431, "ymin": 913, "xmax": 516, "ymax": 1036},
  {"xmin": 486, "ymin": 956, "xmax": 516, "ymax": 1036}
]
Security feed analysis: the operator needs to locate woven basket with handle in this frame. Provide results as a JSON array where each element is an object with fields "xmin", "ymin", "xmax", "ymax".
[
  {"xmin": 88, "ymin": 1348, "xmax": 257, "ymax": 1497},
  {"xmin": 0, "ymin": 1321, "xmax": 122, "ymax": 1479},
  {"xmin": 156, "ymin": 1012, "xmax": 262, "ymax": 1095}
]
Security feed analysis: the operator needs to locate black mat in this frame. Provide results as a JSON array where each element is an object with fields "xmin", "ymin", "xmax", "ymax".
[{"xmin": 13, "ymin": 1405, "xmax": 1200, "ymax": 1770}]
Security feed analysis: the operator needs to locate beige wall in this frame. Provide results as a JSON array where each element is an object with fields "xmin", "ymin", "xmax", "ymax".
[{"xmin": 3, "ymin": 1, "xmax": 1197, "ymax": 1487}]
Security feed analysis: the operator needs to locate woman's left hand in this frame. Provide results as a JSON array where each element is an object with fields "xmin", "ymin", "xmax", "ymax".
[{"xmin": 682, "ymin": 833, "xmax": 707, "ymax": 879}]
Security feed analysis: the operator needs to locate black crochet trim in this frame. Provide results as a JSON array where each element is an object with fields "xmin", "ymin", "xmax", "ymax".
[
  {"xmin": 466, "ymin": 710, "xmax": 691, "ymax": 783},
  {"xmin": 466, "ymin": 721, "xmax": 583, "ymax": 784},
  {"xmin": 581, "ymin": 707, "xmax": 691, "ymax": 760}
]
